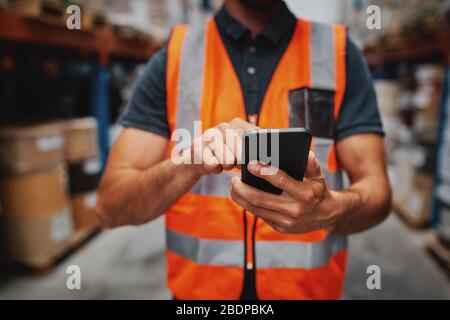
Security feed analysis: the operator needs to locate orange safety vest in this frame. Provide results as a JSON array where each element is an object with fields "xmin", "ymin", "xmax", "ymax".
[{"xmin": 165, "ymin": 18, "xmax": 347, "ymax": 300}]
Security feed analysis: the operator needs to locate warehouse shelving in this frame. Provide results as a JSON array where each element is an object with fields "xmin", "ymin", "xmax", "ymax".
[
  {"xmin": 365, "ymin": 30, "xmax": 450, "ymax": 236},
  {"xmin": 364, "ymin": 29, "xmax": 450, "ymax": 68},
  {"xmin": 0, "ymin": 10, "xmax": 160, "ymax": 166},
  {"xmin": 0, "ymin": 10, "xmax": 158, "ymax": 64}
]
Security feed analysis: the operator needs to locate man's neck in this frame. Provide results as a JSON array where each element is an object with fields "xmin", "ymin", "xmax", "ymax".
[{"xmin": 224, "ymin": 0, "xmax": 282, "ymax": 37}]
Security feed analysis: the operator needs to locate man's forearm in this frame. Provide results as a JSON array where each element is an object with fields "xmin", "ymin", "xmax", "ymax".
[
  {"xmin": 331, "ymin": 176, "xmax": 392, "ymax": 235},
  {"xmin": 96, "ymin": 159, "xmax": 202, "ymax": 228}
]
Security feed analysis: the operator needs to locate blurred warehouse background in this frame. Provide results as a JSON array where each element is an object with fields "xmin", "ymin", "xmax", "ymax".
[{"xmin": 0, "ymin": 0, "xmax": 449, "ymax": 299}]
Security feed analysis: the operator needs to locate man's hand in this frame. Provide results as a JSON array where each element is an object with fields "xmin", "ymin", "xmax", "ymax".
[
  {"xmin": 230, "ymin": 151, "xmax": 340, "ymax": 234},
  {"xmin": 176, "ymin": 117, "xmax": 257, "ymax": 176}
]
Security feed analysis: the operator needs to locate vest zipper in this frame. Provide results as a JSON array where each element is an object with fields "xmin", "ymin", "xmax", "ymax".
[
  {"xmin": 244, "ymin": 114, "xmax": 262, "ymax": 270},
  {"xmin": 245, "ymin": 210, "xmax": 258, "ymax": 270},
  {"xmin": 251, "ymin": 114, "xmax": 261, "ymax": 274},
  {"xmin": 239, "ymin": 114, "xmax": 260, "ymax": 300},
  {"xmin": 240, "ymin": 209, "xmax": 258, "ymax": 300}
]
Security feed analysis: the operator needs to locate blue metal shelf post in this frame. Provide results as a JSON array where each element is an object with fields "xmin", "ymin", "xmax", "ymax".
[
  {"xmin": 91, "ymin": 58, "xmax": 110, "ymax": 170},
  {"xmin": 432, "ymin": 66, "xmax": 450, "ymax": 226}
]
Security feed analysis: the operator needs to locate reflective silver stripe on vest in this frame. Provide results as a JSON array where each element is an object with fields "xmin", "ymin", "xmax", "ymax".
[
  {"xmin": 314, "ymin": 137, "xmax": 343, "ymax": 190},
  {"xmin": 310, "ymin": 22, "xmax": 335, "ymax": 91},
  {"xmin": 326, "ymin": 171, "xmax": 344, "ymax": 190},
  {"xmin": 191, "ymin": 171, "xmax": 238, "ymax": 197},
  {"xmin": 310, "ymin": 24, "xmax": 343, "ymax": 190},
  {"xmin": 167, "ymin": 228, "xmax": 347, "ymax": 269},
  {"xmin": 176, "ymin": 24, "xmax": 206, "ymax": 141},
  {"xmin": 314, "ymin": 137, "xmax": 333, "ymax": 167},
  {"xmin": 166, "ymin": 229, "xmax": 243, "ymax": 266},
  {"xmin": 176, "ymin": 23, "xmax": 234, "ymax": 197},
  {"xmin": 256, "ymin": 235, "xmax": 347, "ymax": 269}
]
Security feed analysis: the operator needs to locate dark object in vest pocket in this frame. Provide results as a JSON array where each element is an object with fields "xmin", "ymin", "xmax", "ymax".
[{"xmin": 289, "ymin": 87, "xmax": 335, "ymax": 139}]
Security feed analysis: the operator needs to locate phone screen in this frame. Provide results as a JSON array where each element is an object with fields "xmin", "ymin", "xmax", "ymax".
[{"xmin": 241, "ymin": 129, "xmax": 311, "ymax": 194}]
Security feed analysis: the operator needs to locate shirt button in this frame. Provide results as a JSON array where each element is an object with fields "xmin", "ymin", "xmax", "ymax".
[
  {"xmin": 248, "ymin": 46, "xmax": 256, "ymax": 53},
  {"xmin": 247, "ymin": 66, "xmax": 256, "ymax": 75},
  {"xmin": 246, "ymin": 262, "xmax": 253, "ymax": 270}
]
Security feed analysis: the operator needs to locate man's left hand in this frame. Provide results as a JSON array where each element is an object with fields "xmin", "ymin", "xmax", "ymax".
[{"xmin": 230, "ymin": 151, "xmax": 341, "ymax": 234}]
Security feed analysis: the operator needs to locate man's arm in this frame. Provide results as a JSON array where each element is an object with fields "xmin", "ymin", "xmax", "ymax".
[
  {"xmin": 331, "ymin": 133, "xmax": 391, "ymax": 234},
  {"xmin": 95, "ymin": 128, "xmax": 201, "ymax": 228},
  {"xmin": 230, "ymin": 133, "xmax": 391, "ymax": 235}
]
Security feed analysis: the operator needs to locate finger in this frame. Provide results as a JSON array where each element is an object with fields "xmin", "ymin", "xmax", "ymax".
[
  {"xmin": 210, "ymin": 134, "xmax": 235, "ymax": 170},
  {"xmin": 230, "ymin": 188, "xmax": 295, "ymax": 229},
  {"xmin": 231, "ymin": 176, "xmax": 294, "ymax": 213},
  {"xmin": 224, "ymin": 128, "xmax": 244, "ymax": 167},
  {"xmin": 229, "ymin": 117, "xmax": 258, "ymax": 131},
  {"xmin": 216, "ymin": 123, "xmax": 238, "ymax": 169},
  {"xmin": 228, "ymin": 118, "xmax": 259, "ymax": 167},
  {"xmin": 264, "ymin": 220, "xmax": 288, "ymax": 234},
  {"xmin": 247, "ymin": 161, "xmax": 300, "ymax": 196},
  {"xmin": 202, "ymin": 144, "xmax": 222, "ymax": 174},
  {"xmin": 222, "ymin": 144, "xmax": 237, "ymax": 170},
  {"xmin": 220, "ymin": 122, "xmax": 246, "ymax": 168},
  {"xmin": 304, "ymin": 151, "xmax": 323, "ymax": 180},
  {"xmin": 203, "ymin": 128, "xmax": 227, "ymax": 168}
]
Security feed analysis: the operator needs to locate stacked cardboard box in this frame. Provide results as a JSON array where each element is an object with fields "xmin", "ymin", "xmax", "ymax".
[
  {"xmin": 0, "ymin": 117, "xmax": 101, "ymax": 268},
  {"xmin": 390, "ymin": 144, "xmax": 435, "ymax": 227},
  {"xmin": 0, "ymin": 122, "xmax": 74, "ymax": 266},
  {"xmin": 413, "ymin": 65, "xmax": 444, "ymax": 143},
  {"xmin": 64, "ymin": 117, "xmax": 100, "ymax": 231},
  {"xmin": 375, "ymin": 66, "xmax": 441, "ymax": 228}
]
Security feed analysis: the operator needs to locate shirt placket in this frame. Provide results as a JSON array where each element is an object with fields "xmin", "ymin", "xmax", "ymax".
[{"xmin": 243, "ymin": 40, "xmax": 259, "ymax": 118}]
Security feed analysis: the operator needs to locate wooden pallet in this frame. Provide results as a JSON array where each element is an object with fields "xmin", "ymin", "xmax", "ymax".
[
  {"xmin": 393, "ymin": 199, "xmax": 431, "ymax": 229},
  {"xmin": 2, "ymin": 224, "xmax": 100, "ymax": 272},
  {"xmin": 35, "ymin": 224, "xmax": 100, "ymax": 271},
  {"xmin": 425, "ymin": 232, "xmax": 450, "ymax": 278},
  {"xmin": 7, "ymin": 0, "xmax": 66, "ymax": 26}
]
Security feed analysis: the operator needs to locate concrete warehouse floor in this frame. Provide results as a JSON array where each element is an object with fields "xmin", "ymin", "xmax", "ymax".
[{"xmin": 0, "ymin": 214, "xmax": 449, "ymax": 300}]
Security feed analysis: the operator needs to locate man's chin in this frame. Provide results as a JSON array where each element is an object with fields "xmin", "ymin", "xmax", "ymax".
[{"xmin": 238, "ymin": 0, "xmax": 282, "ymax": 13}]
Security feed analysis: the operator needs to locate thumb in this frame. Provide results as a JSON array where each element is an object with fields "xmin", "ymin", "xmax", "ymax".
[{"xmin": 304, "ymin": 151, "xmax": 322, "ymax": 179}]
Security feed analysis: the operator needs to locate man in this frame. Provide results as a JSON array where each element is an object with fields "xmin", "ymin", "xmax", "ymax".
[{"xmin": 96, "ymin": 0, "xmax": 391, "ymax": 300}]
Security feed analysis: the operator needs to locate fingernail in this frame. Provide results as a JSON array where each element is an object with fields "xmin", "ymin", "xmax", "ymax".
[
  {"xmin": 248, "ymin": 161, "xmax": 259, "ymax": 172},
  {"xmin": 259, "ymin": 160, "xmax": 270, "ymax": 167}
]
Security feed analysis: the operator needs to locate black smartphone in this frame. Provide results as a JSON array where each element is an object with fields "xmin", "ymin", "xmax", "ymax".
[{"xmin": 241, "ymin": 128, "xmax": 312, "ymax": 195}]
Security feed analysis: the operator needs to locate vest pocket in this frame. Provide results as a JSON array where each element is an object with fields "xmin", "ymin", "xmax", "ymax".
[{"xmin": 288, "ymin": 87, "xmax": 335, "ymax": 139}]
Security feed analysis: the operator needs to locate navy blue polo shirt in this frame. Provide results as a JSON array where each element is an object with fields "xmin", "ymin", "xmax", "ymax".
[{"xmin": 120, "ymin": 3, "xmax": 384, "ymax": 141}]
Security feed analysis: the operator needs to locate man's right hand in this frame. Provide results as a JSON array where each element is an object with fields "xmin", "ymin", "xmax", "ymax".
[
  {"xmin": 97, "ymin": 118, "xmax": 256, "ymax": 227},
  {"xmin": 176, "ymin": 117, "xmax": 257, "ymax": 176}
]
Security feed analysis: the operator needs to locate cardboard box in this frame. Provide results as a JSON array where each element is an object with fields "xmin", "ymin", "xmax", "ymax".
[
  {"xmin": 392, "ymin": 146, "xmax": 435, "ymax": 227},
  {"xmin": 374, "ymin": 80, "xmax": 400, "ymax": 116},
  {"xmin": 0, "ymin": 205, "xmax": 74, "ymax": 266},
  {"xmin": 403, "ymin": 171, "xmax": 434, "ymax": 223},
  {"xmin": 0, "ymin": 122, "xmax": 65, "ymax": 175},
  {"xmin": 412, "ymin": 65, "xmax": 444, "ymax": 143},
  {"xmin": 68, "ymin": 156, "xmax": 101, "ymax": 195},
  {"xmin": 64, "ymin": 117, "xmax": 98, "ymax": 163},
  {"xmin": 437, "ymin": 206, "xmax": 450, "ymax": 245},
  {"xmin": 6, "ymin": 0, "xmax": 66, "ymax": 26},
  {"xmin": 391, "ymin": 148, "xmax": 416, "ymax": 202},
  {"xmin": 71, "ymin": 191, "xmax": 98, "ymax": 230},
  {"xmin": 0, "ymin": 165, "xmax": 68, "ymax": 217}
]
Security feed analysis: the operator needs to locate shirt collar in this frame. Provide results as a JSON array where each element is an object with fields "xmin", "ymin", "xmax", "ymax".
[{"xmin": 215, "ymin": 1, "xmax": 296, "ymax": 45}]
